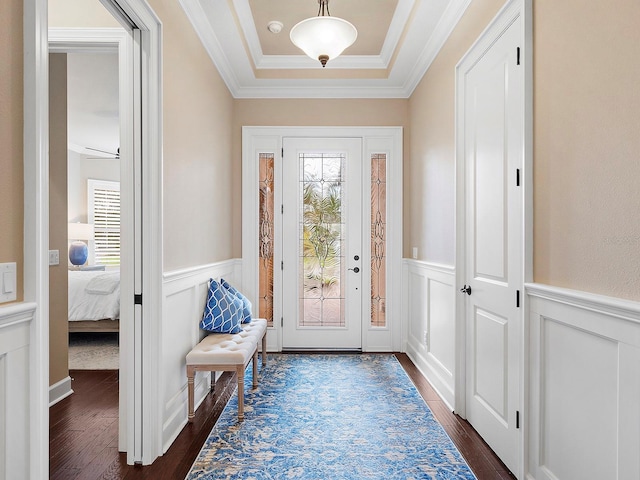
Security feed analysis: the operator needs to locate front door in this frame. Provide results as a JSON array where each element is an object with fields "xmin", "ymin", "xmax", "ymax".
[
  {"xmin": 459, "ymin": 11, "xmax": 524, "ymax": 474},
  {"xmin": 282, "ymin": 138, "xmax": 363, "ymax": 350}
]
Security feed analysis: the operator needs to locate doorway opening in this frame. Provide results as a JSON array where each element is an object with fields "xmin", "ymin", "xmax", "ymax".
[
  {"xmin": 28, "ymin": 0, "xmax": 163, "ymax": 470},
  {"xmin": 65, "ymin": 53, "xmax": 121, "ymax": 366},
  {"xmin": 48, "ymin": 27, "xmax": 126, "ymax": 477},
  {"xmin": 242, "ymin": 127, "xmax": 403, "ymax": 353}
]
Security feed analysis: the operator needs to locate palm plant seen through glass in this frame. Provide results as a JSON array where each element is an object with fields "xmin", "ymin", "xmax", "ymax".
[
  {"xmin": 298, "ymin": 153, "xmax": 345, "ymax": 326},
  {"xmin": 302, "ymin": 179, "xmax": 342, "ymax": 292}
]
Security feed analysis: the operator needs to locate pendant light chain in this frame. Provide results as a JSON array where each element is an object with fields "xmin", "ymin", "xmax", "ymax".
[{"xmin": 318, "ymin": 0, "xmax": 330, "ymax": 17}]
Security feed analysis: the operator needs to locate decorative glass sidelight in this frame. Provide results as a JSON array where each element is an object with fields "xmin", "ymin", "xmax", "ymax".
[
  {"xmin": 258, "ymin": 153, "xmax": 275, "ymax": 327},
  {"xmin": 371, "ymin": 154, "xmax": 387, "ymax": 328},
  {"xmin": 299, "ymin": 153, "xmax": 346, "ymax": 327}
]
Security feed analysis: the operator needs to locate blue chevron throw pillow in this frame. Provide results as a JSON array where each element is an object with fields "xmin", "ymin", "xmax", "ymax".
[
  {"xmin": 220, "ymin": 278, "xmax": 252, "ymax": 324},
  {"xmin": 200, "ymin": 278, "xmax": 243, "ymax": 334}
]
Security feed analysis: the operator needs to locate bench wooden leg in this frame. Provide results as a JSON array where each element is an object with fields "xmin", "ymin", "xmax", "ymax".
[
  {"xmin": 187, "ymin": 365, "xmax": 195, "ymax": 423},
  {"xmin": 252, "ymin": 349, "xmax": 258, "ymax": 389},
  {"xmin": 237, "ymin": 365, "xmax": 244, "ymax": 421},
  {"xmin": 261, "ymin": 333, "xmax": 267, "ymax": 366},
  {"xmin": 210, "ymin": 371, "xmax": 216, "ymax": 392}
]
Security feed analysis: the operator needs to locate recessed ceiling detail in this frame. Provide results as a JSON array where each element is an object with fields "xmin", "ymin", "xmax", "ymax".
[{"xmin": 178, "ymin": 0, "xmax": 472, "ymax": 98}]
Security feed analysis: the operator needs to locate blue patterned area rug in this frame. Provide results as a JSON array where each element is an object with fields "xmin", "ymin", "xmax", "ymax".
[{"xmin": 186, "ymin": 354, "xmax": 476, "ymax": 480}]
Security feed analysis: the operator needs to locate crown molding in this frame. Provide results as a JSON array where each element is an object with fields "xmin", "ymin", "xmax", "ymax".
[
  {"xmin": 181, "ymin": 0, "xmax": 471, "ymax": 99},
  {"xmin": 401, "ymin": 0, "xmax": 472, "ymax": 95},
  {"xmin": 179, "ymin": 0, "xmax": 243, "ymax": 97}
]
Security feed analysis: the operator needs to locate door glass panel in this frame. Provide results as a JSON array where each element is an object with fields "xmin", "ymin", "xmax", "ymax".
[
  {"xmin": 371, "ymin": 153, "xmax": 387, "ymax": 327},
  {"xmin": 299, "ymin": 153, "xmax": 345, "ymax": 327},
  {"xmin": 258, "ymin": 153, "xmax": 274, "ymax": 327}
]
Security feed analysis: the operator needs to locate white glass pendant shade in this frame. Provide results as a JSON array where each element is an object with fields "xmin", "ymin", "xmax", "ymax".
[{"xmin": 290, "ymin": 16, "xmax": 357, "ymax": 66}]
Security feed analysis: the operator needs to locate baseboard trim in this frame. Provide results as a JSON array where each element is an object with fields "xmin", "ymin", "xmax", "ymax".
[
  {"xmin": 49, "ymin": 376, "xmax": 73, "ymax": 406},
  {"xmin": 406, "ymin": 346, "xmax": 455, "ymax": 410}
]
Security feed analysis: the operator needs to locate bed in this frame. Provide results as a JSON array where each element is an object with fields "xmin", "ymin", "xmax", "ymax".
[{"xmin": 68, "ymin": 270, "xmax": 120, "ymax": 333}]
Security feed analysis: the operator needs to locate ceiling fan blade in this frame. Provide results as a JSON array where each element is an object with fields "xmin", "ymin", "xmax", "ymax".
[{"xmin": 85, "ymin": 147, "xmax": 120, "ymax": 159}]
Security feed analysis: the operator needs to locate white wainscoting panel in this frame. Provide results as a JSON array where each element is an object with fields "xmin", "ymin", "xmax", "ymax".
[
  {"xmin": 403, "ymin": 260, "xmax": 456, "ymax": 408},
  {"xmin": 161, "ymin": 259, "xmax": 242, "ymax": 452},
  {"xmin": 0, "ymin": 303, "xmax": 35, "ymax": 480},
  {"xmin": 527, "ymin": 284, "xmax": 640, "ymax": 480}
]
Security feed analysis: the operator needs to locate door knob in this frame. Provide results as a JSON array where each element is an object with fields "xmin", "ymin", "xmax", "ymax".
[
  {"xmin": 460, "ymin": 285, "xmax": 471, "ymax": 295},
  {"xmin": 348, "ymin": 267, "xmax": 360, "ymax": 273}
]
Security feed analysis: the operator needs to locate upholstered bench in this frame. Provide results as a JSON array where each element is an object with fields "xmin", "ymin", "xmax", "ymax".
[{"xmin": 186, "ymin": 318, "xmax": 267, "ymax": 422}]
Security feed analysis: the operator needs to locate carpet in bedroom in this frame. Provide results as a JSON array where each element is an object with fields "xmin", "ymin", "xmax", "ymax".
[{"xmin": 68, "ymin": 332, "xmax": 119, "ymax": 370}]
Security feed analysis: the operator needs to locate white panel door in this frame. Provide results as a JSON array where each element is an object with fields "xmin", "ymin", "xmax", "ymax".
[
  {"xmin": 282, "ymin": 138, "xmax": 363, "ymax": 350},
  {"xmin": 462, "ymin": 16, "xmax": 523, "ymax": 473}
]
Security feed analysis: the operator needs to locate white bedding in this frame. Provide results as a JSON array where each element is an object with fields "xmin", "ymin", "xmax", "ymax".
[{"xmin": 68, "ymin": 270, "xmax": 120, "ymax": 321}]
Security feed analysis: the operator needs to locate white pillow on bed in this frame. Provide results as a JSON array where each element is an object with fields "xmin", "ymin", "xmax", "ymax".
[{"xmin": 85, "ymin": 272, "xmax": 120, "ymax": 295}]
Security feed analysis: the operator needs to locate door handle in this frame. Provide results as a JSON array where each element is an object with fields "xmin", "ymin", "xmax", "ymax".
[
  {"xmin": 460, "ymin": 285, "xmax": 471, "ymax": 295},
  {"xmin": 348, "ymin": 267, "xmax": 360, "ymax": 273}
]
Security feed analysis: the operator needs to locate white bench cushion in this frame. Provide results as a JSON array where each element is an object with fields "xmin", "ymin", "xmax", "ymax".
[{"xmin": 186, "ymin": 318, "xmax": 267, "ymax": 365}]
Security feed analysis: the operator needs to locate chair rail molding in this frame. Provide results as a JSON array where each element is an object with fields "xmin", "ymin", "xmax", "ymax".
[{"xmin": 526, "ymin": 283, "xmax": 640, "ymax": 325}]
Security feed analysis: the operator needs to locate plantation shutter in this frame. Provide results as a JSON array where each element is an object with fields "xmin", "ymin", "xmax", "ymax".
[{"xmin": 88, "ymin": 179, "xmax": 121, "ymax": 266}]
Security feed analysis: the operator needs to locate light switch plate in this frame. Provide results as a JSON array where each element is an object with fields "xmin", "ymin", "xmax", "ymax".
[
  {"xmin": 49, "ymin": 249, "xmax": 60, "ymax": 266},
  {"xmin": 0, "ymin": 263, "xmax": 17, "ymax": 303},
  {"xmin": 412, "ymin": 247, "xmax": 418, "ymax": 259}
]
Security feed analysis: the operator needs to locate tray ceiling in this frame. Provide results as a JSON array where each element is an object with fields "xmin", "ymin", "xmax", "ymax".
[{"xmin": 180, "ymin": 0, "xmax": 471, "ymax": 98}]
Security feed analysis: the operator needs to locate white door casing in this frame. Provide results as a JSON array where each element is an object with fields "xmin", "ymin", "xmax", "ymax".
[
  {"xmin": 99, "ymin": 2, "xmax": 165, "ymax": 464},
  {"xmin": 455, "ymin": 0, "xmax": 529, "ymax": 476},
  {"xmin": 242, "ymin": 127, "xmax": 403, "ymax": 354},
  {"xmin": 282, "ymin": 138, "xmax": 363, "ymax": 350}
]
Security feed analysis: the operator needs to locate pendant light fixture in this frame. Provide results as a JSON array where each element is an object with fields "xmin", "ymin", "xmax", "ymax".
[{"xmin": 290, "ymin": 0, "xmax": 357, "ymax": 67}]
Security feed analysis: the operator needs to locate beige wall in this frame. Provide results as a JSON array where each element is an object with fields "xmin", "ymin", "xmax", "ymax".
[
  {"xmin": 406, "ymin": 0, "xmax": 505, "ymax": 266},
  {"xmin": 40, "ymin": 0, "xmax": 640, "ymax": 306},
  {"xmin": 533, "ymin": 0, "xmax": 640, "ymax": 301},
  {"xmin": 49, "ymin": 54, "xmax": 69, "ymax": 386},
  {"xmin": 49, "ymin": 0, "xmax": 236, "ymax": 270},
  {"xmin": 0, "ymin": 0, "xmax": 24, "ymax": 303},
  {"xmin": 232, "ymin": 98, "xmax": 410, "ymax": 255},
  {"xmin": 148, "ymin": 0, "xmax": 235, "ymax": 270},
  {"xmin": 407, "ymin": 0, "xmax": 640, "ymax": 301}
]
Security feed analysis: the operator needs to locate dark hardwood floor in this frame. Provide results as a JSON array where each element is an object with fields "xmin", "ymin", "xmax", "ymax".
[
  {"xmin": 395, "ymin": 355, "xmax": 514, "ymax": 479},
  {"xmin": 50, "ymin": 355, "xmax": 513, "ymax": 479}
]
